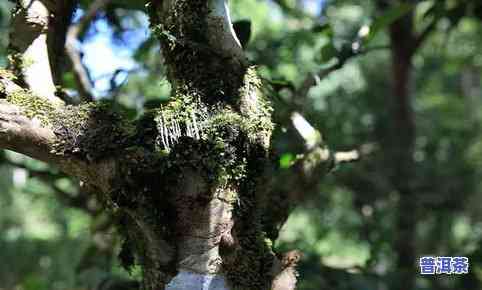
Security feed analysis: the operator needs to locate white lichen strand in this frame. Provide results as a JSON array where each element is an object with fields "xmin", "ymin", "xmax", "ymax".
[{"xmin": 155, "ymin": 104, "xmax": 208, "ymax": 151}]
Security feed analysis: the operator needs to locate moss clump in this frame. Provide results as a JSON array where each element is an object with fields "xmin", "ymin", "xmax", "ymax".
[
  {"xmin": 237, "ymin": 66, "xmax": 274, "ymax": 148},
  {"xmin": 151, "ymin": 92, "xmax": 209, "ymax": 151},
  {"xmin": 221, "ymin": 137, "xmax": 276, "ymax": 290},
  {"xmin": 3, "ymin": 86, "xmax": 137, "ymax": 162},
  {"xmin": 224, "ymin": 228, "xmax": 275, "ymax": 289},
  {"xmin": 122, "ymin": 63, "xmax": 274, "ymax": 288},
  {"xmin": 109, "ymin": 104, "xmax": 271, "ymax": 288},
  {"xmin": 51, "ymin": 102, "xmax": 136, "ymax": 161},
  {"xmin": 149, "ymin": 0, "xmax": 247, "ymax": 106}
]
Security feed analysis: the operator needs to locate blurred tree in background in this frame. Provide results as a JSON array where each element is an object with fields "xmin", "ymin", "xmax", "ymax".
[{"xmin": 0, "ymin": 0, "xmax": 481, "ymax": 289}]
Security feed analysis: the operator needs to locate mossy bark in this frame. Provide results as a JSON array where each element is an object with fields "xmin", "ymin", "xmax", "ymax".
[{"xmin": 110, "ymin": 1, "xmax": 279, "ymax": 289}]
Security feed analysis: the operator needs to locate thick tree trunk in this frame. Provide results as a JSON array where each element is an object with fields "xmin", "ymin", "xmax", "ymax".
[{"xmin": 124, "ymin": 1, "xmax": 277, "ymax": 288}]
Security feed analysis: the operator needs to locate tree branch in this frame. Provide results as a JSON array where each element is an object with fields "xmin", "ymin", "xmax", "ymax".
[
  {"xmin": 47, "ymin": 0, "xmax": 77, "ymax": 87},
  {"xmin": 412, "ymin": 16, "xmax": 440, "ymax": 53},
  {"xmin": 334, "ymin": 150, "xmax": 360, "ymax": 164},
  {"xmin": 271, "ymin": 250, "xmax": 302, "ymax": 290},
  {"xmin": 296, "ymin": 64, "xmax": 340, "ymax": 107},
  {"xmin": 0, "ymin": 98, "xmax": 58, "ymax": 164},
  {"xmin": 264, "ymin": 111, "xmax": 362, "ymax": 240},
  {"xmin": 296, "ymin": 45, "xmax": 388, "ymax": 107},
  {"xmin": 0, "ymin": 74, "xmax": 116, "ymax": 192},
  {"xmin": 66, "ymin": 0, "xmax": 112, "ymax": 102},
  {"xmin": 8, "ymin": 0, "xmax": 64, "ymax": 106}
]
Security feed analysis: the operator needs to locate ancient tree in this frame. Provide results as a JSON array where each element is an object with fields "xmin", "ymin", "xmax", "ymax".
[{"xmin": 0, "ymin": 0, "xmax": 346, "ymax": 289}]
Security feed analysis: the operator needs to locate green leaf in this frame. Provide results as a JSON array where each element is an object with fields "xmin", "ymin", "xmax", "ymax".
[{"xmin": 280, "ymin": 153, "xmax": 295, "ymax": 169}]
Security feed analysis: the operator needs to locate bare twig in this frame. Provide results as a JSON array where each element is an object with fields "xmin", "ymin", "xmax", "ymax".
[
  {"xmin": 297, "ymin": 45, "xmax": 389, "ymax": 105},
  {"xmin": 334, "ymin": 150, "xmax": 360, "ymax": 164},
  {"xmin": 66, "ymin": 0, "xmax": 112, "ymax": 102}
]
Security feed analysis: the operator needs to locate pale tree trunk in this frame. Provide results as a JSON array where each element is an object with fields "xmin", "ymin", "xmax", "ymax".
[{"xmin": 0, "ymin": 0, "xmax": 346, "ymax": 289}]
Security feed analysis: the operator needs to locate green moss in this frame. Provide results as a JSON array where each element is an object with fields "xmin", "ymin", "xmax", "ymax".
[
  {"xmin": 4, "ymin": 87, "xmax": 137, "ymax": 162},
  {"xmin": 50, "ymin": 102, "xmax": 136, "ymax": 161},
  {"xmin": 109, "ymin": 97, "xmax": 273, "ymax": 287},
  {"xmin": 150, "ymin": 0, "xmax": 247, "ymax": 105},
  {"xmin": 5, "ymin": 89, "xmax": 56, "ymax": 124},
  {"xmin": 125, "ymin": 64, "xmax": 274, "ymax": 288},
  {"xmin": 224, "ymin": 229, "xmax": 275, "ymax": 289},
  {"xmin": 237, "ymin": 67, "xmax": 274, "ymax": 147}
]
